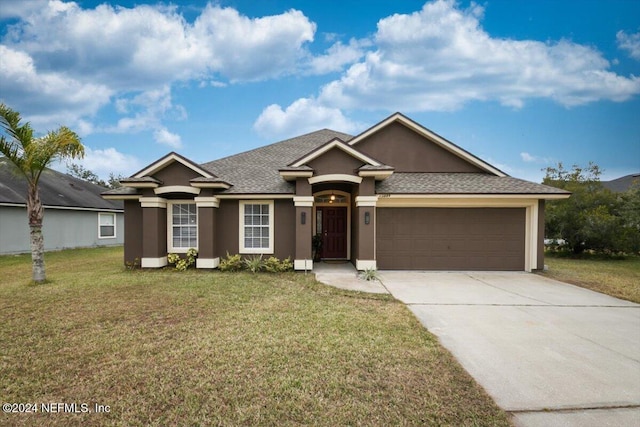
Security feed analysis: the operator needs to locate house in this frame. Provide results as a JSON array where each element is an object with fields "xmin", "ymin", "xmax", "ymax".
[
  {"xmin": 102, "ymin": 113, "xmax": 569, "ymax": 272},
  {"xmin": 0, "ymin": 158, "xmax": 124, "ymax": 255},
  {"xmin": 602, "ymin": 173, "xmax": 640, "ymax": 193}
]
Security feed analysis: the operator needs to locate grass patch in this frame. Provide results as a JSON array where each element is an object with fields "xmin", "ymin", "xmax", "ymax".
[
  {"xmin": 1, "ymin": 247, "xmax": 510, "ymax": 426},
  {"xmin": 540, "ymin": 253, "xmax": 640, "ymax": 303}
]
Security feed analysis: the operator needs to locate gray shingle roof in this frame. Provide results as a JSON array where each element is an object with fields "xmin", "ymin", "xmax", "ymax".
[
  {"xmin": 201, "ymin": 129, "xmax": 353, "ymax": 194},
  {"xmin": 0, "ymin": 158, "xmax": 123, "ymax": 210},
  {"xmin": 375, "ymin": 173, "xmax": 570, "ymax": 195}
]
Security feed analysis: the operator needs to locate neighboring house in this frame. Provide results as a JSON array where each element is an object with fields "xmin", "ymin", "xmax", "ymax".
[
  {"xmin": 103, "ymin": 113, "xmax": 569, "ymax": 272},
  {"xmin": 0, "ymin": 158, "xmax": 124, "ymax": 255},
  {"xmin": 602, "ymin": 173, "xmax": 640, "ymax": 193}
]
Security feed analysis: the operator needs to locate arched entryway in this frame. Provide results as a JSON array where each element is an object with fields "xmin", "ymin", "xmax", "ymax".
[{"xmin": 313, "ymin": 190, "xmax": 351, "ymax": 260}]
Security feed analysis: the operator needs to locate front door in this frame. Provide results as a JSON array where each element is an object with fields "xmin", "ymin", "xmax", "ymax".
[{"xmin": 321, "ymin": 207, "xmax": 347, "ymax": 259}]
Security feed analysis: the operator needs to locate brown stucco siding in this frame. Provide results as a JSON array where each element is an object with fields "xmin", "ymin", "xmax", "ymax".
[
  {"xmin": 274, "ymin": 199, "xmax": 295, "ymax": 260},
  {"xmin": 355, "ymin": 122, "xmax": 485, "ymax": 173},
  {"xmin": 215, "ymin": 199, "xmax": 295, "ymax": 260},
  {"xmin": 307, "ymin": 147, "xmax": 364, "ymax": 175},
  {"xmin": 216, "ymin": 200, "xmax": 239, "ymax": 256},
  {"xmin": 296, "ymin": 206, "xmax": 312, "ymax": 261},
  {"xmin": 142, "ymin": 207, "xmax": 167, "ymax": 258},
  {"xmin": 124, "ymin": 200, "xmax": 143, "ymax": 265},
  {"xmin": 153, "ymin": 161, "xmax": 202, "ymax": 186},
  {"xmin": 357, "ymin": 207, "xmax": 375, "ymax": 260},
  {"xmin": 197, "ymin": 206, "xmax": 217, "ymax": 260}
]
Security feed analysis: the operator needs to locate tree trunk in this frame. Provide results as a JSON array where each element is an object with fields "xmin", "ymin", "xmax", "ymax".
[{"xmin": 27, "ymin": 183, "xmax": 46, "ymax": 283}]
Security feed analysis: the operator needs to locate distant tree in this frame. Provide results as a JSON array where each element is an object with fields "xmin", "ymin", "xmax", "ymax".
[
  {"xmin": 66, "ymin": 162, "xmax": 123, "ymax": 189},
  {"xmin": 543, "ymin": 162, "xmax": 635, "ymax": 255},
  {"xmin": 0, "ymin": 104, "xmax": 84, "ymax": 282}
]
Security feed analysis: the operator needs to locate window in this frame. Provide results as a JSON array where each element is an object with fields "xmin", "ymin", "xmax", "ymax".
[
  {"xmin": 98, "ymin": 213, "xmax": 116, "ymax": 238},
  {"xmin": 240, "ymin": 201, "xmax": 274, "ymax": 253},
  {"xmin": 170, "ymin": 203, "xmax": 197, "ymax": 251}
]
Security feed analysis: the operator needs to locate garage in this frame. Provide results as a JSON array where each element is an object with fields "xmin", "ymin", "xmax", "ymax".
[{"xmin": 376, "ymin": 207, "xmax": 526, "ymax": 270}]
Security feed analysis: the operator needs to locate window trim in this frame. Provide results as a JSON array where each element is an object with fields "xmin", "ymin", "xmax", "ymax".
[
  {"xmin": 167, "ymin": 200, "xmax": 198, "ymax": 253},
  {"xmin": 98, "ymin": 212, "xmax": 116, "ymax": 239},
  {"xmin": 239, "ymin": 200, "xmax": 274, "ymax": 254}
]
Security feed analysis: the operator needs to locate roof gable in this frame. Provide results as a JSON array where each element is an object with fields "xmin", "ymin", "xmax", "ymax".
[
  {"xmin": 132, "ymin": 152, "xmax": 214, "ymax": 179},
  {"xmin": 349, "ymin": 113, "xmax": 506, "ymax": 176},
  {"xmin": 289, "ymin": 138, "xmax": 382, "ymax": 168}
]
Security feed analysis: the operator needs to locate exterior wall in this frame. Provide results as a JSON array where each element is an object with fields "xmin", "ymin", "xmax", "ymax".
[
  {"xmin": 537, "ymin": 199, "xmax": 545, "ymax": 270},
  {"xmin": 142, "ymin": 207, "xmax": 167, "ymax": 258},
  {"xmin": 0, "ymin": 205, "xmax": 124, "ymax": 255},
  {"xmin": 154, "ymin": 161, "xmax": 202, "ymax": 186},
  {"xmin": 124, "ymin": 200, "xmax": 143, "ymax": 264},
  {"xmin": 217, "ymin": 199, "xmax": 239, "ymax": 255},
  {"xmin": 197, "ymin": 206, "xmax": 218, "ymax": 260},
  {"xmin": 307, "ymin": 148, "xmax": 364, "ymax": 175},
  {"xmin": 354, "ymin": 121, "xmax": 485, "ymax": 173},
  {"xmin": 274, "ymin": 199, "xmax": 296, "ymax": 260},
  {"xmin": 215, "ymin": 198, "xmax": 295, "ymax": 260}
]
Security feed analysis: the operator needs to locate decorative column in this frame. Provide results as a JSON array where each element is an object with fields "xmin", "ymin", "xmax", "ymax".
[
  {"xmin": 293, "ymin": 196, "xmax": 314, "ymax": 270},
  {"xmin": 195, "ymin": 196, "xmax": 220, "ymax": 269},
  {"xmin": 355, "ymin": 195, "xmax": 378, "ymax": 270},
  {"xmin": 140, "ymin": 197, "xmax": 168, "ymax": 268}
]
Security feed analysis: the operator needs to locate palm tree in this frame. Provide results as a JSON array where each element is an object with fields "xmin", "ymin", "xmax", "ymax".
[{"xmin": 0, "ymin": 104, "xmax": 84, "ymax": 283}]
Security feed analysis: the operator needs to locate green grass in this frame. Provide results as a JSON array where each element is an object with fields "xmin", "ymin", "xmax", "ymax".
[
  {"xmin": 0, "ymin": 247, "xmax": 510, "ymax": 426},
  {"xmin": 540, "ymin": 254, "xmax": 640, "ymax": 303}
]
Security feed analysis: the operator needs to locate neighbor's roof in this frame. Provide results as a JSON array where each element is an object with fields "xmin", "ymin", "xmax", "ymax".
[
  {"xmin": 601, "ymin": 173, "xmax": 640, "ymax": 193},
  {"xmin": 0, "ymin": 158, "xmax": 123, "ymax": 211},
  {"xmin": 376, "ymin": 173, "xmax": 570, "ymax": 195}
]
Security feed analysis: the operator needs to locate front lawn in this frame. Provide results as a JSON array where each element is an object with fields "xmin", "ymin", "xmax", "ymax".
[
  {"xmin": 0, "ymin": 247, "xmax": 510, "ymax": 426},
  {"xmin": 540, "ymin": 254, "xmax": 640, "ymax": 303}
]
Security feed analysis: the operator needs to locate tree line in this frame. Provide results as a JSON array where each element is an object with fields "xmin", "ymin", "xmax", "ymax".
[{"xmin": 543, "ymin": 162, "xmax": 640, "ymax": 255}]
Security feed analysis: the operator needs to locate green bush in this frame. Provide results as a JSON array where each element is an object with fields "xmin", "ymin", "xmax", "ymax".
[
  {"xmin": 167, "ymin": 248, "xmax": 198, "ymax": 271},
  {"xmin": 244, "ymin": 255, "xmax": 264, "ymax": 273},
  {"xmin": 219, "ymin": 252, "xmax": 243, "ymax": 272},
  {"xmin": 264, "ymin": 256, "xmax": 293, "ymax": 273},
  {"xmin": 359, "ymin": 267, "xmax": 380, "ymax": 281}
]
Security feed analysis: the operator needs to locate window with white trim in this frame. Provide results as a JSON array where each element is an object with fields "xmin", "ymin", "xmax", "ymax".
[
  {"xmin": 240, "ymin": 201, "xmax": 274, "ymax": 253},
  {"xmin": 98, "ymin": 213, "xmax": 116, "ymax": 238},
  {"xmin": 169, "ymin": 203, "xmax": 197, "ymax": 251}
]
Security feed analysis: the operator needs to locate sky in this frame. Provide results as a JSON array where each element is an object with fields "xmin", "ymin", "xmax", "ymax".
[{"xmin": 0, "ymin": 0, "xmax": 639, "ymax": 183}]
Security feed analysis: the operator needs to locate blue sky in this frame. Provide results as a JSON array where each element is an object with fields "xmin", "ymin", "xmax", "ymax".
[{"xmin": 1, "ymin": 0, "xmax": 639, "ymax": 182}]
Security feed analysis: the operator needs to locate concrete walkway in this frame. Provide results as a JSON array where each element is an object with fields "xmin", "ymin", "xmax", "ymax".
[
  {"xmin": 313, "ymin": 261, "xmax": 388, "ymax": 294},
  {"xmin": 379, "ymin": 271, "xmax": 640, "ymax": 427},
  {"xmin": 315, "ymin": 267, "xmax": 640, "ymax": 425}
]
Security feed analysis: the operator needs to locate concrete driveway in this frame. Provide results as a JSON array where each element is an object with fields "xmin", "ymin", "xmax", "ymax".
[{"xmin": 378, "ymin": 271, "xmax": 640, "ymax": 427}]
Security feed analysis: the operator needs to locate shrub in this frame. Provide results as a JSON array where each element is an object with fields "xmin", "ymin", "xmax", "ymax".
[
  {"xmin": 244, "ymin": 254, "xmax": 264, "ymax": 273},
  {"xmin": 264, "ymin": 256, "xmax": 293, "ymax": 273},
  {"xmin": 167, "ymin": 248, "xmax": 198, "ymax": 271},
  {"xmin": 219, "ymin": 252, "xmax": 243, "ymax": 272},
  {"xmin": 359, "ymin": 267, "xmax": 380, "ymax": 282}
]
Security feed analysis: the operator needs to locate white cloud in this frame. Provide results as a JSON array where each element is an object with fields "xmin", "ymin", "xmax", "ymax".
[
  {"xmin": 1, "ymin": 1, "xmax": 319, "ymax": 140},
  {"xmin": 153, "ymin": 128, "xmax": 182, "ymax": 149},
  {"xmin": 0, "ymin": 0, "xmax": 48, "ymax": 19},
  {"xmin": 254, "ymin": 98, "xmax": 360, "ymax": 139},
  {"xmin": 257, "ymin": 0, "xmax": 640, "ymax": 134},
  {"xmin": 0, "ymin": 45, "xmax": 112, "ymax": 130},
  {"xmin": 520, "ymin": 152, "xmax": 552, "ymax": 164},
  {"xmin": 317, "ymin": 0, "xmax": 640, "ymax": 111},
  {"xmin": 617, "ymin": 30, "xmax": 640, "ymax": 60},
  {"xmin": 305, "ymin": 38, "xmax": 369, "ymax": 75},
  {"xmin": 73, "ymin": 147, "xmax": 142, "ymax": 179}
]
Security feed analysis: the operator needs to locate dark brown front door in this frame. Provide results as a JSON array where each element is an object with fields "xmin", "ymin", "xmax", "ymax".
[{"xmin": 321, "ymin": 207, "xmax": 347, "ymax": 259}]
